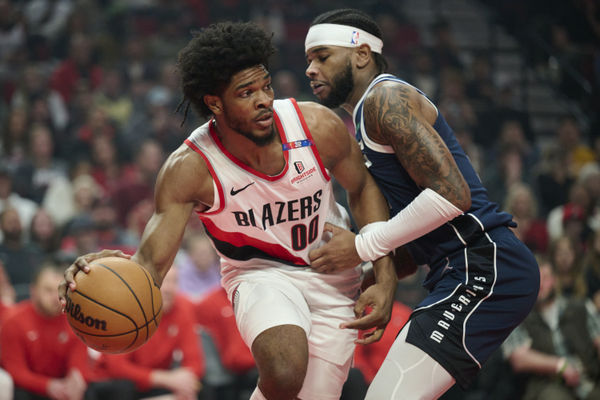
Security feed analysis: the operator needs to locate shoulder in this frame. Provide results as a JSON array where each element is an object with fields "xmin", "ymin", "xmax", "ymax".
[
  {"xmin": 366, "ymin": 80, "xmax": 421, "ymax": 106},
  {"xmin": 295, "ymin": 101, "xmax": 349, "ymax": 143},
  {"xmin": 296, "ymin": 101, "xmax": 345, "ymax": 131},
  {"xmin": 296, "ymin": 101, "xmax": 352, "ymax": 168},
  {"xmin": 156, "ymin": 144, "xmax": 214, "ymax": 209},
  {"xmin": 364, "ymin": 80, "xmax": 437, "ymax": 126}
]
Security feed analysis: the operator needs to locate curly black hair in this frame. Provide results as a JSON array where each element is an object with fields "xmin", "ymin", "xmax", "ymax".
[
  {"xmin": 311, "ymin": 9, "xmax": 388, "ymax": 74},
  {"xmin": 177, "ymin": 21, "xmax": 275, "ymax": 120}
]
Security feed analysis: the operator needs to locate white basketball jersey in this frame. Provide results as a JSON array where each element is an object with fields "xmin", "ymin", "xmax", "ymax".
[{"xmin": 184, "ymin": 98, "xmax": 351, "ymax": 279}]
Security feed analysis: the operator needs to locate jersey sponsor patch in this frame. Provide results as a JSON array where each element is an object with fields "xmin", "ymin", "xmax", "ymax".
[{"xmin": 282, "ymin": 139, "xmax": 312, "ymax": 151}]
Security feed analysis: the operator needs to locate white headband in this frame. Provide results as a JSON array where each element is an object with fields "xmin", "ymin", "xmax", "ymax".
[{"xmin": 305, "ymin": 23, "xmax": 383, "ymax": 54}]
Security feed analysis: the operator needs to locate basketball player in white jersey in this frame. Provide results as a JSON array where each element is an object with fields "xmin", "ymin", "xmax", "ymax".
[{"xmin": 58, "ymin": 22, "xmax": 398, "ymax": 400}]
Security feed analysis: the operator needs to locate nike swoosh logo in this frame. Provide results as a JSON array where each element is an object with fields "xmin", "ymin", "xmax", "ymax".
[{"xmin": 230, "ymin": 182, "xmax": 255, "ymax": 196}]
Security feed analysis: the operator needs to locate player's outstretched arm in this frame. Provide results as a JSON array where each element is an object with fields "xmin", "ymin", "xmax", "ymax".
[{"xmin": 58, "ymin": 145, "xmax": 213, "ymax": 306}]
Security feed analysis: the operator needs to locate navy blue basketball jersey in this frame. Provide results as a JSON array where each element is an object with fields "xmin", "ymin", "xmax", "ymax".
[{"xmin": 353, "ymin": 74, "xmax": 515, "ymax": 271}]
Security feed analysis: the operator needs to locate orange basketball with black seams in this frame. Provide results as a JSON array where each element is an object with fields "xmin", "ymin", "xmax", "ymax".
[{"xmin": 65, "ymin": 256, "xmax": 163, "ymax": 354}]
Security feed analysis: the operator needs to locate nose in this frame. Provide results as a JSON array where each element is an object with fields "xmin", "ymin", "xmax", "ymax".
[
  {"xmin": 305, "ymin": 60, "xmax": 317, "ymax": 78},
  {"xmin": 256, "ymin": 88, "xmax": 273, "ymax": 109}
]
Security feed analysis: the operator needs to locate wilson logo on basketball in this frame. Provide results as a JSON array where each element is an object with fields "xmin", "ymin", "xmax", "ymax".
[{"xmin": 65, "ymin": 296, "xmax": 108, "ymax": 331}]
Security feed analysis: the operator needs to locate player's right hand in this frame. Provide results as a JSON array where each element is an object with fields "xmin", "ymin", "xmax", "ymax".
[{"xmin": 58, "ymin": 249, "xmax": 131, "ymax": 311}]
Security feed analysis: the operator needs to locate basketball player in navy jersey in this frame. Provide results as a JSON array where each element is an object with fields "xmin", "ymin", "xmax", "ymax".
[
  {"xmin": 59, "ymin": 21, "xmax": 398, "ymax": 400},
  {"xmin": 304, "ymin": 9, "xmax": 540, "ymax": 399}
]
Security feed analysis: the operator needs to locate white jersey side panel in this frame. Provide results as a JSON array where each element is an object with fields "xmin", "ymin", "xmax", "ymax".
[{"xmin": 184, "ymin": 98, "xmax": 351, "ymax": 280}]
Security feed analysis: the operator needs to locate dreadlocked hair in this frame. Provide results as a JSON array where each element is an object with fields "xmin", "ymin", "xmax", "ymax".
[
  {"xmin": 311, "ymin": 9, "xmax": 388, "ymax": 74},
  {"xmin": 176, "ymin": 21, "xmax": 276, "ymax": 122}
]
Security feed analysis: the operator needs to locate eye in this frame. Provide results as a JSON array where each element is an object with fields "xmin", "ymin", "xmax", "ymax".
[
  {"xmin": 240, "ymin": 90, "xmax": 251, "ymax": 98},
  {"xmin": 318, "ymin": 55, "xmax": 329, "ymax": 62},
  {"xmin": 265, "ymin": 83, "xmax": 273, "ymax": 91}
]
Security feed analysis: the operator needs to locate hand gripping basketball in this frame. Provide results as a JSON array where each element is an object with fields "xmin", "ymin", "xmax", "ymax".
[
  {"xmin": 59, "ymin": 250, "xmax": 163, "ymax": 353},
  {"xmin": 63, "ymin": 255, "xmax": 163, "ymax": 353}
]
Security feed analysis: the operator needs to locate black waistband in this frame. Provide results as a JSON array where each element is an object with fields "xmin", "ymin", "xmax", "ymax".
[{"xmin": 448, "ymin": 214, "xmax": 486, "ymax": 245}]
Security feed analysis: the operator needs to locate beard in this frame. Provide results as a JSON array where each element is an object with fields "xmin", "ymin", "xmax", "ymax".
[
  {"xmin": 224, "ymin": 110, "xmax": 276, "ymax": 147},
  {"xmin": 321, "ymin": 61, "xmax": 354, "ymax": 109}
]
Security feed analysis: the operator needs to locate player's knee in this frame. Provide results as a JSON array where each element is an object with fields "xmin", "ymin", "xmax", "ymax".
[
  {"xmin": 252, "ymin": 325, "xmax": 308, "ymax": 399},
  {"xmin": 260, "ymin": 363, "xmax": 306, "ymax": 399}
]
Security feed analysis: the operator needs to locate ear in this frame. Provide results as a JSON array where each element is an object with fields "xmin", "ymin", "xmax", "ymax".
[
  {"xmin": 355, "ymin": 44, "xmax": 372, "ymax": 69},
  {"xmin": 203, "ymin": 95, "xmax": 223, "ymax": 115}
]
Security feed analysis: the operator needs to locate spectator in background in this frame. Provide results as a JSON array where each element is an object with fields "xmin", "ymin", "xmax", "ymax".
[
  {"xmin": 105, "ymin": 267, "xmax": 205, "ymax": 400},
  {"xmin": 0, "ymin": 262, "xmax": 87, "ymax": 400},
  {"xmin": 28, "ymin": 208, "xmax": 61, "ymax": 256},
  {"xmin": 93, "ymin": 67, "xmax": 133, "ymax": 131},
  {"xmin": 10, "ymin": 65, "xmax": 69, "ymax": 135},
  {"xmin": 13, "ymin": 123, "xmax": 69, "ymax": 205},
  {"xmin": 437, "ymin": 68, "xmax": 478, "ymax": 132},
  {"xmin": 502, "ymin": 259, "xmax": 600, "ymax": 400},
  {"xmin": 117, "ymin": 35, "xmax": 158, "ymax": 86},
  {"xmin": 72, "ymin": 347, "xmax": 136, "ymax": 400},
  {"xmin": 554, "ymin": 116, "xmax": 595, "ymax": 176},
  {"xmin": 0, "ymin": 261, "xmax": 12, "ymax": 400},
  {"xmin": 90, "ymin": 197, "xmax": 137, "ymax": 254},
  {"xmin": 0, "ymin": 258, "xmax": 15, "ymax": 312},
  {"xmin": 485, "ymin": 83, "xmax": 534, "ymax": 144},
  {"xmin": 406, "ymin": 48, "xmax": 438, "ymax": 100},
  {"xmin": 428, "ymin": 18, "xmax": 464, "ymax": 72},
  {"xmin": 22, "ymin": 0, "xmax": 74, "ymax": 61},
  {"xmin": 50, "ymin": 33, "xmax": 102, "ymax": 104},
  {"xmin": 494, "ymin": 119, "xmax": 538, "ymax": 171},
  {"xmin": 562, "ymin": 203, "xmax": 592, "ymax": 253},
  {"xmin": 195, "ymin": 286, "xmax": 257, "ymax": 400},
  {"xmin": 1, "ymin": 107, "xmax": 29, "ymax": 168},
  {"xmin": 503, "ymin": 182, "xmax": 549, "ymax": 254},
  {"xmin": 546, "ymin": 181, "xmax": 593, "ymax": 246},
  {"xmin": 549, "ymin": 235, "xmax": 587, "ymax": 300},
  {"xmin": 0, "ymin": 0, "xmax": 26, "ymax": 78},
  {"xmin": 547, "ymin": 24, "xmax": 585, "ymax": 100},
  {"xmin": 465, "ymin": 51, "xmax": 496, "ymax": 115},
  {"xmin": 577, "ymin": 163, "xmax": 600, "ymax": 233},
  {"xmin": 89, "ymin": 134, "xmax": 132, "ymax": 197},
  {"xmin": 72, "ymin": 106, "xmax": 117, "ymax": 161},
  {"xmin": 583, "ymin": 228, "xmax": 600, "ymax": 315},
  {"xmin": 0, "ymin": 166, "xmax": 38, "ymax": 243},
  {"xmin": 59, "ymin": 214, "xmax": 99, "ymax": 261},
  {"xmin": 535, "ymin": 144, "xmax": 576, "ymax": 218},
  {"xmin": 272, "ymin": 69, "xmax": 312, "ymax": 102},
  {"xmin": 177, "ymin": 232, "xmax": 221, "ymax": 300},
  {"xmin": 483, "ymin": 144, "xmax": 528, "ymax": 205},
  {"xmin": 111, "ymin": 138, "xmax": 163, "ymax": 227},
  {"xmin": 0, "ymin": 207, "xmax": 44, "ymax": 300}
]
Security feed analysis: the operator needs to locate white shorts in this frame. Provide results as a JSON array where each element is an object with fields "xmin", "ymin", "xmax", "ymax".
[{"xmin": 224, "ymin": 264, "xmax": 361, "ymax": 367}]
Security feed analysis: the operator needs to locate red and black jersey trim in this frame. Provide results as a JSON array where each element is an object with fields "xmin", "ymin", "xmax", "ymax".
[
  {"xmin": 200, "ymin": 217, "xmax": 308, "ymax": 266},
  {"xmin": 205, "ymin": 229, "xmax": 308, "ymax": 267}
]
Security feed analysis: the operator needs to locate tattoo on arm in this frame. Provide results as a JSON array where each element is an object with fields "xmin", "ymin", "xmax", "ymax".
[{"xmin": 363, "ymin": 84, "xmax": 469, "ymax": 207}]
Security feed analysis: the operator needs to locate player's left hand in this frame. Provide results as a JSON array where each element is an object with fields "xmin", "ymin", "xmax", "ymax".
[
  {"xmin": 309, "ymin": 222, "xmax": 362, "ymax": 273},
  {"xmin": 341, "ymin": 281, "xmax": 395, "ymax": 344}
]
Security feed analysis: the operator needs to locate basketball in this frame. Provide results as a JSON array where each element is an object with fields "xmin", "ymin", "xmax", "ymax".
[{"xmin": 65, "ymin": 257, "xmax": 163, "ymax": 354}]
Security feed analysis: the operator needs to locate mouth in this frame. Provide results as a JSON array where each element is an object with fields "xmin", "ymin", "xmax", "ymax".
[
  {"xmin": 255, "ymin": 112, "xmax": 273, "ymax": 128},
  {"xmin": 310, "ymin": 80, "xmax": 327, "ymax": 96}
]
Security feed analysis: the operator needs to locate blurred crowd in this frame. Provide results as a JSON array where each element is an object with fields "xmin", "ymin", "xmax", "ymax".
[{"xmin": 0, "ymin": 0, "xmax": 599, "ymax": 399}]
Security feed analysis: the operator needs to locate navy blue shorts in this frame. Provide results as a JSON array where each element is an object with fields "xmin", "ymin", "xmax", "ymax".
[{"xmin": 405, "ymin": 216, "xmax": 540, "ymax": 389}]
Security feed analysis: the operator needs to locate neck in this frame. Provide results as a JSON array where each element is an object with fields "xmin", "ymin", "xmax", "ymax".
[
  {"xmin": 213, "ymin": 119, "xmax": 284, "ymax": 176},
  {"xmin": 340, "ymin": 70, "xmax": 380, "ymax": 115}
]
